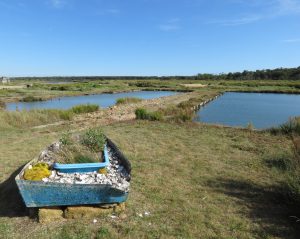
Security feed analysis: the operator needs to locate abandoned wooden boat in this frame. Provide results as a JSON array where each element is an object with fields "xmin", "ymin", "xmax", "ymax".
[{"xmin": 15, "ymin": 138, "xmax": 131, "ymax": 208}]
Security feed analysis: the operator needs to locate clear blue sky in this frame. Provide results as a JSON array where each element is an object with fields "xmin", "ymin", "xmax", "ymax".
[{"xmin": 0, "ymin": 0, "xmax": 300, "ymax": 76}]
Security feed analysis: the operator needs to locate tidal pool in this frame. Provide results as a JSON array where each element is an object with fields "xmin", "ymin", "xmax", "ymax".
[
  {"xmin": 6, "ymin": 91, "xmax": 178, "ymax": 111},
  {"xmin": 195, "ymin": 92, "xmax": 300, "ymax": 129}
]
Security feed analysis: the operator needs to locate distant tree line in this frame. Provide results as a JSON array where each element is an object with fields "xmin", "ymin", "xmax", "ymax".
[
  {"xmin": 196, "ymin": 66, "xmax": 300, "ymax": 81},
  {"xmin": 12, "ymin": 66, "xmax": 300, "ymax": 81}
]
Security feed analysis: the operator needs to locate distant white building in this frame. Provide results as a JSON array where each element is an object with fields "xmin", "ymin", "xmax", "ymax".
[{"xmin": 1, "ymin": 77, "xmax": 10, "ymax": 84}]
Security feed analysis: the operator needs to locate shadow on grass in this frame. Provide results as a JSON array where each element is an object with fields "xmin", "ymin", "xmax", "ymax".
[
  {"xmin": 205, "ymin": 177, "xmax": 300, "ymax": 238},
  {"xmin": 264, "ymin": 153, "xmax": 293, "ymax": 172},
  {"xmin": 265, "ymin": 158, "xmax": 292, "ymax": 171},
  {"xmin": 0, "ymin": 165, "xmax": 27, "ymax": 217}
]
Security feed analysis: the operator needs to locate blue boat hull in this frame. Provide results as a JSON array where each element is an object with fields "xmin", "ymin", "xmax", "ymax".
[
  {"xmin": 16, "ymin": 180, "xmax": 128, "ymax": 207},
  {"xmin": 15, "ymin": 138, "xmax": 131, "ymax": 208}
]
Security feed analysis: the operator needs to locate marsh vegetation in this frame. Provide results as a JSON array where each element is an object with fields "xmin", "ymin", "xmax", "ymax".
[
  {"xmin": 55, "ymin": 129, "xmax": 106, "ymax": 164},
  {"xmin": 1, "ymin": 77, "xmax": 300, "ymax": 238},
  {"xmin": 0, "ymin": 104, "xmax": 99, "ymax": 129},
  {"xmin": 116, "ymin": 97, "xmax": 142, "ymax": 105}
]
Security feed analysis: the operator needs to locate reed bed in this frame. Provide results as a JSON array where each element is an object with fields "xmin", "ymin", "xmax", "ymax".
[
  {"xmin": 0, "ymin": 104, "xmax": 99, "ymax": 129},
  {"xmin": 116, "ymin": 97, "xmax": 142, "ymax": 105}
]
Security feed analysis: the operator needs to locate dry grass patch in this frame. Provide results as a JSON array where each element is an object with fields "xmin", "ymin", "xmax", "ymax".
[
  {"xmin": 1, "ymin": 121, "xmax": 299, "ymax": 238},
  {"xmin": 0, "ymin": 85, "xmax": 27, "ymax": 90},
  {"xmin": 180, "ymin": 83, "xmax": 208, "ymax": 88}
]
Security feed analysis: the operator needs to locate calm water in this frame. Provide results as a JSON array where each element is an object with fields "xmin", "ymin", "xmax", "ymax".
[
  {"xmin": 6, "ymin": 91, "xmax": 178, "ymax": 111},
  {"xmin": 195, "ymin": 92, "xmax": 300, "ymax": 129}
]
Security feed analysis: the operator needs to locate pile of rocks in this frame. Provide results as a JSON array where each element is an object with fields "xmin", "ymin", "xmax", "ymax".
[{"xmin": 32, "ymin": 142, "xmax": 130, "ymax": 193}]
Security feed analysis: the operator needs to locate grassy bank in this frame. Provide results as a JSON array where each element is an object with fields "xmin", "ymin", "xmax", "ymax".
[
  {"xmin": 0, "ymin": 104, "xmax": 99, "ymax": 129},
  {"xmin": 1, "ymin": 120, "xmax": 300, "ymax": 238},
  {"xmin": 134, "ymin": 92, "xmax": 220, "ymax": 123},
  {"xmin": 265, "ymin": 118, "xmax": 300, "ymax": 205},
  {"xmin": 269, "ymin": 117, "xmax": 300, "ymax": 136},
  {"xmin": 116, "ymin": 97, "xmax": 142, "ymax": 105}
]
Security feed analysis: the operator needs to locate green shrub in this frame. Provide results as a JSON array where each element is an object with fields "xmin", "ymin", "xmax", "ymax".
[
  {"xmin": 135, "ymin": 108, "xmax": 162, "ymax": 121},
  {"xmin": 158, "ymin": 97, "xmax": 212, "ymax": 123},
  {"xmin": 21, "ymin": 96, "xmax": 43, "ymax": 102},
  {"xmin": 135, "ymin": 108, "xmax": 148, "ymax": 120},
  {"xmin": 58, "ymin": 110, "xmax": 74, "ymax": 120},
  {"xmin": 274, "ymin": 137, "xmax": 300, "ymax": 203},
  {"xmin": 149, "ymin": 111, "xmax": 163, "ymax": 121},
  {"xmin": 73, "ymin": 154, "xmax": 96, "ymax": 163},
  {"xmin": 175, "ymin": 112, "xmax": 193, "ymax": 122},
  {"xmin": 178, "ymin": 97, "xmax": 205, "ymax": 109},
  {"xmin": 269, "ymin": 117, "xmax": 300, "ymax": 136},
  {"xmin": 50, "ymin": 86, "xmax": 68, "ymax": 91},
  {"xmin": 135, "ymin": 105, "xmax": 195, "ymax": 123},
  {"xmin": 265, "ymin": 153, "xmax": 293, "ymax": 171},
  {"xmin": 287, "ymin": 173, "xmax": 300, "ymax": 203},
  {"xmin": 56, "ymin": 129, "xmax": 106, "ymax": 164},
  {"xmin": 157, "ymin": 106, "xmax": 194, "ymax": 123},
  {"xmin": 56, "ymin": 141, "xmax": 103, "ymax": 164},
  {"xmin": 70, "ymin": 104, "xmax": 99, "ymax": 114},
  {"xmin": 80, "ymin": 128, "xmax": 106, "ymax": 152},
  {"xmin": 116, "ymin": 97, "xmax": 142, "ymax": 105},
  {"xmin": 292, "ymin": 137, "xmax": 300, "ymax": 164},
  {"xmin": 59, "ymin": 132, "xmax": 72, "ymax": 146},
  {"xmin": 58, "ymin": 86, "xmax": 68, "ymax": 91},
  {"xmin": 281, "ymin": 118, "xmax": 300, "ymax": 135},
  {"xmin": 177, "ymin": 98, "xmax": 196, "ymax": 109},
  {"xmin": 129, "ymin": 82, "xmax": 156, "ymax": 87}
]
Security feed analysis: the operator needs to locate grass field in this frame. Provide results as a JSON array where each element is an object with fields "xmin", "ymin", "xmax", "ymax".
[
  {"xmin": 1, "ymin": 120, "xmax": 300, "ymax": 238},
  {"xmin": 1, "ymin": 80, "xmax": 300, "ymax": 238}
]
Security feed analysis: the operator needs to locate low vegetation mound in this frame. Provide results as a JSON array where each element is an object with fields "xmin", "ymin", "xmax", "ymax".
[
  {"xmin": 135, "ymin": 108, "xmax": 162, "ymax": 121},
  {"xmin": 21, "ymin": 96, "xmax": 43, "ymax": 102},
  {"xmin": 134, "ymin": 96, "xmax": 215, "ymax": 123},
  {"xmin": 269, "ymin": 117, "xmax": 300, "ymax": 136},
  {"xmin": 267, "ymin": 117, "xmax": 300, "ymax": 203},
  {"xmin": 116, "ymin": 97, "xmax": 142, "ymax": 105},
  {"xmin": 56, "ymin": 129, "xmax": 105, "ymax": 164},
  {"xmin": 70, "ymin": 104, "xmax": 99, "ymax": 114}
]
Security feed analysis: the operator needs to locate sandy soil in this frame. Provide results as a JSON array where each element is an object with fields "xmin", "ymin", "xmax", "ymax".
[{"xmin": 180, "ymin": 84, "xmax": 207, "ymax": 88}]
